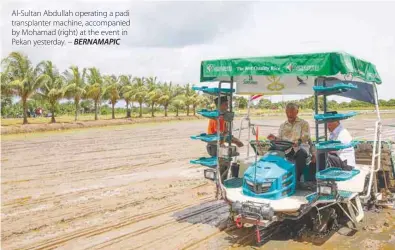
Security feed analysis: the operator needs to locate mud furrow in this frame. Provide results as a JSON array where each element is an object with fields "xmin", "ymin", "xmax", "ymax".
[
  {"xmin": 2, "ymin": 152, "xmax": 164, "ymax": 170},
  {"xmin": 22, "ymin": 198, "xmax": 214, "ymax": 250},
  {"xmin": 84, "ymin": 197, "xmax": 220, "ymax": 250},
  {"xmin": 2, "ymin": 187, "xmax": 192, "ymax": 239},
  {"xmin": 2, "ymin": 184, "xmax": 128, "ymax": 209},
  {"xmin": 19, "ymin": 203, "xmax": 182, "ymax": 250},
  {"xmin": 131, "ymin": 202, "xmax": 229, "ymax": 249}
]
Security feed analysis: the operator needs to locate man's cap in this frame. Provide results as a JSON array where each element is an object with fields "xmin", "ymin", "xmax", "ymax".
[{"xmin": 214, "ymin": 96, "xmax": 228, "ymax": 105}]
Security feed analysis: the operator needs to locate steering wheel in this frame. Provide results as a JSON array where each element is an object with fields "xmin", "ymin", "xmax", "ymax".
[{"xmin": 269, "ymin": 140, "xmax": 294, "ymax": 152}]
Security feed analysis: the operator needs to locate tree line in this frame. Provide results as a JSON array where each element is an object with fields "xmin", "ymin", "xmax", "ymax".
[
  {"xmin": 1, "ymin": 51, "xmax": 213, "ymax": 124},
  {"xmin": 1, "ymin": 52, "xmax": 394, "ymax": 124},
  {"xmin": 233, "ymin": 92, "xmax": 394, "ymax": 111},
  {"xmin": 248, "ymin": 95, "xmax": 395, "ymax": 111}
]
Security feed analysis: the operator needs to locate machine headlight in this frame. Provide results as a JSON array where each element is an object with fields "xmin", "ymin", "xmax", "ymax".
[
  {"xmin": 317, "ymin": 181, "xmax": 338, "ymax": 197},
  {"xmin": 319, "ymin": 186, "xmax": 332, "ymax": 195},
  {"xmin": 204, "ymin": 169, "xmax": 216, "ymax": 181},
  {"xmin": 261, "ymin": 182, "xmax": 272, "ymax": 188},
  {"xmin": 246, "ymin": 180, "xmax": 254, "ymax": 186}
]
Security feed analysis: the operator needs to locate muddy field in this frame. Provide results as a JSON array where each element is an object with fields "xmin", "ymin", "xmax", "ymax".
[{"xmin": 1, "ymin": 116, "xmax": 395, "ymax": 250}]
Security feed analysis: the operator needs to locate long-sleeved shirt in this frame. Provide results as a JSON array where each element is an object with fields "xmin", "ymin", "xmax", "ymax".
[{"xmin": 329, "ymin": 124, "xmax": 356, "ymax": 167}]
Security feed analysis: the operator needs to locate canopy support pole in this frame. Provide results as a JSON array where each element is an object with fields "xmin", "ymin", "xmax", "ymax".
[
  {"xmin": 314, "ymin": 78, "xmax": 320, "ymax": 182},
  {"xmin": 360, "ymin": 82, "xmax": 382, "ymax": 200},
  {"xmin": 247, "ymin": 97, "xmax": 252, "ymax": 157},
  {"xmin": 216, "ymin": 81, "xmax": 222, "ymax": 199}
]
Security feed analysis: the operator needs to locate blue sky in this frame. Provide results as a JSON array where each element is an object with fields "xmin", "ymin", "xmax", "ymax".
[{"xmin": 1, "ymin": 0, "xmax": 394, "ymax": 107}]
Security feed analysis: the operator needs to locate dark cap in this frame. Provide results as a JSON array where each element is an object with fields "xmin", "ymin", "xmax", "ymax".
[{"xmin": 214, "ymin": 96, "xmax": 228, "ymax": 105}]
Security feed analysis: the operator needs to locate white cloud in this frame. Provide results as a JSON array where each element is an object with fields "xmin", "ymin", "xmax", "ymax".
[{"xmin": 1, "ymin": 0, "xmax": 394, "ymax": 106}]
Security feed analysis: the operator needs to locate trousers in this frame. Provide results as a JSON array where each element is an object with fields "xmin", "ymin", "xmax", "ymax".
[
  {"xmin": 286, "ymin": 148, "xmax": 309, "ymax": 181},
  {"xmin": 327, "ymin": 153, "xmax": 353, "ymax": 171}
]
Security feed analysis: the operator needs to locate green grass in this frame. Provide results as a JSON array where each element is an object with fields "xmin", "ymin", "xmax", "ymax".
[
  {"xmin": 2, "ymin": 108, "xmax": 394, "ymax": 127},
  {"xmin": 0, "ymin": 112, "xmax": 193, "ymax": 126},
  {"xmin": 0, "ymin": 118, "xmax": 200, "ymax": 141}
]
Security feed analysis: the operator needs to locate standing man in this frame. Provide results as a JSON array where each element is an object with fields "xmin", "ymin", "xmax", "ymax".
[
  {"xmin": 327, "ymin": 119, "xmax": 356, "ymax": 170},
  {"xmin": 206, "ymin": 96, "xmax": 243, "ymax": 157},
  {"xmin": 267, "ymin": 102, "xmax": 312, "ymax": 182},
  {"xmin": 206, "ymin": 96, "xmax": 243, "ymax": 182}
]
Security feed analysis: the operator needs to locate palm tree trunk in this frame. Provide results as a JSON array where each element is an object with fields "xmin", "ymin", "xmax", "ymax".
[
  {"xmin": 94, "ymin": 100, "xmax": 98, "ymax": 120},
  {"xmin": 151, "ymin": 103, "xmax": 154, "ymax": 117},
  {"xmin": 22, "ymin": 98, "xmax": 28, "ymax": 124},
  {"xmin": 187, "ymin": 106, "xmax": 189, "ymax": 116},
  {"xmin": 126, "ymin": 100, "xmax": 131, "ymax": 118},
  {"xmin": 176, "ymin": 108, "xmax": 179, "ymax": 117},
  {"xmin": 51, "ymin": 104, "xmax": 56, "ymax": 123},
  {"xmin": 164, "ymin": 105, "xmax": 168, "ymax": 117},
  {"xmin": 112, "ymin": 102, "xmax": 115, "ymax": 119},
  {"xmin": 75, "ymin": 100, "xmax": 79, "ymax": 121},
  {"xmin": 139, "ymin": 102, "xmax": 142, "ymax": 118},
  {"xmin": 193, "ymin": 105, "xmax": 196, "ymax": 116}
]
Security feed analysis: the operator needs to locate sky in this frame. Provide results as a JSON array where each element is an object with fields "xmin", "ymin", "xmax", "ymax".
[{"xmin": 1, "ymin": 0, "xmax": 394, "ymax": 107}]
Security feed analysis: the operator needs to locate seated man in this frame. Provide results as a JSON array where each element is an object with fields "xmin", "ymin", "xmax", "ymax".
[
  {"xmin": 327, "ymin": 119, "xmax": 356, "ymax": 171},
  {"xmin": 206, "ymin": 96, "xmax": 243, "ymax": 157},
  {"xmin": 267, "ymin": 102, "xmax": 312, "ymax": 182}
]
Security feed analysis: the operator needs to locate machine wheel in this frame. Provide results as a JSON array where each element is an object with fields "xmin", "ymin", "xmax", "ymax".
[{"xmin": 312, "ymin": 207, "xmax": 338, "ymax": 233}]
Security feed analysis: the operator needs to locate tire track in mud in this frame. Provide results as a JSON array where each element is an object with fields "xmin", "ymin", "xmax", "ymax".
[
  {"xmin": 87, "ymin": 199, "xmax": 229, "ymax": 250},
  {"xmin": 182, "ymin": 227, "xmax": 253, "ymax": 250},
  {"xmin": 1, "ymin": 127, "xmax": 195, "ymax": 151},
  {"xmin": 3, "ymin": 194, "xmax": 170, "ymax": 242},
  {"xmin": 2, "ymin": 135, "xmax": 198, "ymax": 173},
  {"xmin": 2, "ymin": 178, "xmax": 203, "ymax": 233},
  {"xmin": 3, "ymin": 179, "xmax": 151, "ymax": 209},
  {"xmin": 2, "ymin": 149, "xmax": 170, "ymax": 170},
  {"xmin": 2, "ymin": 176, "xmax": 208, "ymax": 248},
  {"xmin": 18, "ymin": 197, "xmax": 215, "ymax": 250}
]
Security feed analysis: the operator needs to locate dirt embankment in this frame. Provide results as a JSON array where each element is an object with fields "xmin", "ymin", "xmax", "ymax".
[{"xmin": 1, "ymin": 115, "xmax": 203, "ymax": 135}]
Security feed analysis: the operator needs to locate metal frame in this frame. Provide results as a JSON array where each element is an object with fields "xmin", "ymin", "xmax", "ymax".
[
  {"xmin": 199, "ymin": 59, "xmax": 384, "ymax": 245},
  {"xmin": 234, "ymin": 78, "xmax": 383, "ymax": 198},
  {"xmin": 360, "ymin": 82, "xmax": 382, "ymax": 200},
  {"xmin": 213, "ymin": 75, "xmax": 382, "ymax": 242},
  {"xmin": 216, "ymin": 78, "xmax": 235, "ymax": 197}
]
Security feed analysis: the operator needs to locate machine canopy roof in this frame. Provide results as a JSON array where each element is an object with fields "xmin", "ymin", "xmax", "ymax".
[
  {"xmin": 199, "ymin": 52, "xmax": 381, "ymax": 99},
  {"xmin": 200, "ymin": 52, "xmax": 381, "ymax": 83}
]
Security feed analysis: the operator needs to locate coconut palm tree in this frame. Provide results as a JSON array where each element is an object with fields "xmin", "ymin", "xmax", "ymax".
[
  {"xmin": 0, "ymin": 72, "xmax": 14, "ymax": 117},
  {"xmin": 1, "ymin": 72, "xmax": 12, "ymax": 97},
  {"xmin": 1, "ymin": 52, "xmax": 49, "ymax": 124},
  {"xmin": 85, "ymin": 67, "xmax": 104, "ymax": 120},
  {"xmin": 146, "ymin": 76, "xmax": 162, "ymax": 117},
  {"xmin": 171, "ymin": 95, "xmax": 186, "ymax": 117},
  {"xmin": 36, "ymin": 60, "xmax": 67, "ymax": 123},
  {"xmin": 191, "ymin": 93, "xmax": 206, "ymax": 116},
  {"xmin": 103, "ymin": 76, "xmax": 121, "ymax": 119},
  {"xmin": 184, "ymin": 83, "xmax": 194, "ymax": 116},
  {"xmin": 119, "ymin": 74, "xmax": 133, "ymax": 118},
  {"xmin": 130, "ymin": 77, "xmax": 147, "ymax": 118},
  {"xmin": 64, "ymin": 65, "xmax": 87, "ymax": 121},
  {"xmin": 158, "ymin": 82, "xmax": 173, "ymax": 117}
]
